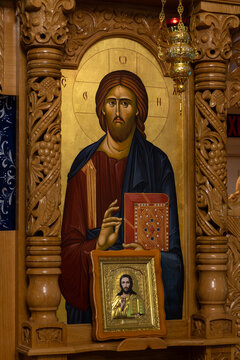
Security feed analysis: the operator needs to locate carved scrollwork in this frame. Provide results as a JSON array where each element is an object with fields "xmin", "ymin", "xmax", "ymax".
[
  {"xmin": 22, "ymin": 326, "xmax": 32, "ymax": 346},
  {"xmin": 191, "ymin": 13, "xmax": 239, "ymax": 62},
  {"xmin": 196, "ymin": 89, "xmax": 227, "ymax": 236},
  {"xmin": 27, "ymin": 75, "xmax": 61, "ymax": 236},
  {"xmin": 17, "ymin": 0, "xmax": 75, "ymax": 48},
  {"xmin": 36, "ymin": 327, "xmax": 62, "ymax": 344},
  {"xmin": 209, "ymin": 319, "xmax": 232, "ymax": 336},
  {"xmin": 63, "ymin": 4, "xmax": 161, "ymax": 67},
  {"xmin": 192, "ymin": 319, "xmax": 206, "ymax": 337}
]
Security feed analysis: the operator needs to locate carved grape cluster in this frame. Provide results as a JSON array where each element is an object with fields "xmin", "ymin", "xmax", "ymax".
[
  {"xmin": 207, "ymin": 142, "xmax": 227, "ymax": 184},
  {"xmin": 38, "ymin": 133, "xmax": 60, "ymax": 175}
]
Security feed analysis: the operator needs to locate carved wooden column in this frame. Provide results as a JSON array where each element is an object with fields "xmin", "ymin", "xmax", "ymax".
[
  {"xmin": 17, "ymin": 0, "xmax": 75, "ymax": 352},
  {"xmin": 190, "ymin": 12, "xmax": 239, "ymax": 340}
]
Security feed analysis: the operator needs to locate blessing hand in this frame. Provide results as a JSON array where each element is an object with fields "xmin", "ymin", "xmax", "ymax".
[
  {"xmin": 122, "ymin": 243, "xmax": 145, "ymax": 251},
  {"xmin": 96, "ymin": 199, "xmax": 122, "ymax": 251}
]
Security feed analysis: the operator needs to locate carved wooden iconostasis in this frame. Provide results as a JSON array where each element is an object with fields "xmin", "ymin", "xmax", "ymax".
[{"xmin": 0, "ymin": 0, "xmax": 240, "ymax": 359}]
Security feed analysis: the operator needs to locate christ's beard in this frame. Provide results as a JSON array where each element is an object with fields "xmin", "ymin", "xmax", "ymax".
[{"xmin": 107, "ymin": 117, "xmax": 136, "ymax": 142}]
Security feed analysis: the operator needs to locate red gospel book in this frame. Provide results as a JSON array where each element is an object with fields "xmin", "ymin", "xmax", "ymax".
[{"xmin": 124, "ymin": 193, "xmax": 169, "ymax": 251}]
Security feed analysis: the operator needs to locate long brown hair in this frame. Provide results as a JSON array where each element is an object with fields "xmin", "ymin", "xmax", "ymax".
[{"xmin": 95, "ymin": 70, "xmax": 148, "ymax": 139}]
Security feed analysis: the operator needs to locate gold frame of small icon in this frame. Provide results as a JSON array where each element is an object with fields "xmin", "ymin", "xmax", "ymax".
[{"xmin": 90, "ymin": 249, "xmax": 167, "ymax": 341}]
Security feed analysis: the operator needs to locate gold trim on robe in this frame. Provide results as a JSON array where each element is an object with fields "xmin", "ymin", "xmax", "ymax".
[{"xmin": 82, "ymin": 159, "xmax": 97, "ymax": 229}]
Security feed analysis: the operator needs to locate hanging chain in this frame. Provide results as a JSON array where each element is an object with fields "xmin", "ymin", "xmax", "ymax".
[
  {"xmin": 159, "ymin": 0, "xmax": 166, "ymax": 25},
  {"xmin": 189, "ymin": 0, "xmax": 199, "ymax": 58},
  {"xmin": 177, "ymin": 0, "xmax": 185, "ymax": 31}
]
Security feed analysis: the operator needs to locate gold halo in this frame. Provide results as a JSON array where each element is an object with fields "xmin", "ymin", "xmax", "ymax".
[{"xmin": 72, "ymin": 38, "xmax": 169, "ymax": 143}]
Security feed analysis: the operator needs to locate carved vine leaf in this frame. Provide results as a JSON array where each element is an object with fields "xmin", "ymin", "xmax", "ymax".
[
  {"xmin": 208, "ymin": 187, "xmax": 227, "ymax": 232},
  {"xmin": 64, "ymin": 4, "xmax": 160, "ymax": 67},
  {"xmin": 22, "ymin": 326, "xmax": 31, "ymax": 345},
  {"xmin": 17, "ymin": 0, "xmax": 75, "ymax": 47},
  {"xmin": 28, "ymin": 77, "xmax": 61, "ymax": 142},
  {"xmin": 27, "ymin": 75, "xmax": 61, "ymax": 237},
  {"xmin": 191, "ymin": 12, "xmax": 239, "ymax": 62},
  {"xmin": 29, "ymin": 182, "xmax": 61, "ymax": 236},
  {"xmin": 195, "ymin": 90, "xmax": 228, "ymax": 236},
  {"xmin": 30, "ymin": 77, "xmax": 60, "ymax": 103},
  {"xmin": 196, "ymin": 178, "xmax": 227, "ymax": 235},
  {"xmin": 28, "ymin": 88, "xmax": 51, "ymax": 134}
]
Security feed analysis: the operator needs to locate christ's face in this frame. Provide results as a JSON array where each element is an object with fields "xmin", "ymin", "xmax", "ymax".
[
  {"xmin": 121, "ymin": 276, "xmax": 131, "ymax": 294},
  {"xmin": 102, "ymin": 85, "xmax": 139, "ymax": 142}
]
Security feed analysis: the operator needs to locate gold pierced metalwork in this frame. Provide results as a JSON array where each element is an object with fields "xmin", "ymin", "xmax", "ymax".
[
  {"xmin": 177, "ymin": 0, "xmax": 184, "ymax": 31},
  {"xmin": 158, "ymin": 0, "xmax": 196, "ymax": 93},
  {"xmin": 159, "ymin": 0, "xmax": 166, "ymax": 25}
]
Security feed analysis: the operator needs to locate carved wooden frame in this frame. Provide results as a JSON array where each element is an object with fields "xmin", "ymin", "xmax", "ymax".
[{"xmin": 15, "ymin": 0, "xmax": 240, "ymax": 359}]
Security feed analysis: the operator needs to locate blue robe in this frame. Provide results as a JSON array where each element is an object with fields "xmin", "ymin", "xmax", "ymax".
[{"xmin": 66, "ymin": 130, "xmax": 184, "ymax": 322}]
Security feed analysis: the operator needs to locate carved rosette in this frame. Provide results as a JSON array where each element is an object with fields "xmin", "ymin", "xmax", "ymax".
[
  {"xmin": 191, "ymin": 13, "xmax": 239, "ymax": 63},
  {"xmin": 63, "ymin": 4, "xmax": 163, "ymax": 68},
  {"xmin": 17, "ymin": 0, "xmax": 75, "ymax": 343},
  {"xmin": 190, "ymin": 12, "xmax": 239, "ymax": 337},
  {"xmin": 17, "ymin": 0, "xmax": 75, "ymax": 49}
]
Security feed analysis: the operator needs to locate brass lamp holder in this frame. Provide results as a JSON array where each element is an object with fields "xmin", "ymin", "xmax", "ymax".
[{"xmin": 158, "ymin": 0, "xmax": 196, "ymax": 93}]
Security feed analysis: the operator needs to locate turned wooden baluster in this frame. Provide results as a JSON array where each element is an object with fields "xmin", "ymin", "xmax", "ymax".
[
  {"xmin": 17, "ymin": 0, "xmax": 75, "ymax": 349},
  {"xmin": 26, "ymin": 47, "xmax": 63, "ymax": 323},
  {"xmin": 190, "ymin": 12, "xmax": 239, "ymax": 338}
]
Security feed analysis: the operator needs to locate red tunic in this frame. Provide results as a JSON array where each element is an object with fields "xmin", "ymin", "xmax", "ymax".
[{"xmin": 60, "ymin": 151, "xmax": 127, "ymax": 310}]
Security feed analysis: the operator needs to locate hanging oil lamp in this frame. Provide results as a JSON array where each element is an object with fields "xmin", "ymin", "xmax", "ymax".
[{"xmin": 158, "ymin": 0, "xmax": 196, "ymax": 93}]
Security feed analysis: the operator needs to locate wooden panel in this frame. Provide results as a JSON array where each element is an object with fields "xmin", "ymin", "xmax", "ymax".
[
  {"xmin": 0, "ymin": 231, "xmax": 16, "ymax": 360},
  {"xmin": 0, "ymin": 4, "xmax": 17, "ymax": 359},
  {"xmin": 0, "ymin": 0, "xmax": 16, "ymax": 95},
  {"xmin": 16, "ymin": 44, "xmax": 28, "ymax": 345}
]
